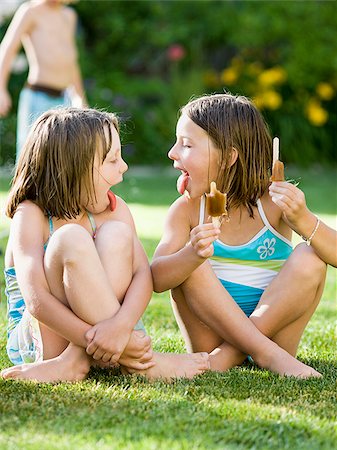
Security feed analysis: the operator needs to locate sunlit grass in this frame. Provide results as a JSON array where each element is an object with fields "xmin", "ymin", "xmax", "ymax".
[{"xmin": 0, "ymin": 166, "xmax": 336, "ymax": 450}]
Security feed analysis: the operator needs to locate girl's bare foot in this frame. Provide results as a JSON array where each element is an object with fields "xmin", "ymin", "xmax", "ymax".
[
  {"xmin": 124, "ymin": 352, "xmax": 210, "ymax": 381},
  {"xmin": 209, "ymin": 344, "xmax": 245, "ymax": 372},
  {"xmin": 254, "ymin": 345, "xmax": 322, "ymax": 379},
  {"xmin": 1, "ymin": 344, "xmax": 90, "ymax": 383}
]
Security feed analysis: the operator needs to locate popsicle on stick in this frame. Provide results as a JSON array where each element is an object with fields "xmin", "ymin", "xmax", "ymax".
[
  {"xmin": 270, "ymin": 136, "xmax": 285, "ymax": 182},
  {"xmin": 206, "ymin": 181, "xmax": 227, "ymax": 227}
]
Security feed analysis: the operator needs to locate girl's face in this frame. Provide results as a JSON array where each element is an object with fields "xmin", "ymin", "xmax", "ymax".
[
  {"xmin": 168, "ymin": 113, "xmax": 219, "ymax": 198},
  {"xmin": 87, "ymin": 125, "xmax": 128, "ymax": 214}
]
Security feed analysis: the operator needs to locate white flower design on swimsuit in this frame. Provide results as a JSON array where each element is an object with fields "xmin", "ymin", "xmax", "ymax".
[{"xmin": 257, "ymin": 238, "xmax": 276, "ymax": 259}]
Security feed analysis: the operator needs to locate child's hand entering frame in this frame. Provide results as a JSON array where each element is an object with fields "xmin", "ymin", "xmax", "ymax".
[{"xmin": 190, "ymin": 223, "xmax": 220, "ymax": 259}]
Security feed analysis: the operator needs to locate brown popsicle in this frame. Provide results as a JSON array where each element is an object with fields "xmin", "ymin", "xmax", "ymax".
[
  {"xmin": 206, "ymin": 181, "xmax": 227, "ymax": 227},
  {"xmin": 270, "ymin": 137, "xmax": 285, "ymax": 182}
]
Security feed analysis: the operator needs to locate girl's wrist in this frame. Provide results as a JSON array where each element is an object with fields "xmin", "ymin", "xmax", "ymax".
[
  {"xmin": 294, "ymin": 211, "xmax": 318, "ymax": 241},
  {"xmin": 186, "ymin": 241, "xmax": 208, "ymax": 262}
]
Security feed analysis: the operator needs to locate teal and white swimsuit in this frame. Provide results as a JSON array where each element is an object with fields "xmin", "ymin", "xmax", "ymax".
[
  {"xmin": 199, "ymin": 196, "xmax": 293, "ymax": 316},
  {"xmin": 5, "ymin": 211, "xmax": 144, "ymax": 365}
]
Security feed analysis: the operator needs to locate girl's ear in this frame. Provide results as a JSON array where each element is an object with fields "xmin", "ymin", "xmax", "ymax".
[{"xmin": 230, "ymin": 147, "xmax": 239, "ymax": 167}]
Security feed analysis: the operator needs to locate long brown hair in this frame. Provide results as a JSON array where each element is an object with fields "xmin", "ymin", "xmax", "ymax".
[
  {"xmin": 6, "ymin": 107, "xmax": 119, "ymax": 219},
  {"xmin": 181, "ymin": 93, "xmax": 272, "ymax": 217}
]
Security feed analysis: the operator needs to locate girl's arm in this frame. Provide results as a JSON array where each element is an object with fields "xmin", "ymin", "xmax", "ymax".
[
  {"xmin": 269, "ymin": 181, "xmax": 336, "ymax": 267},
  {"xmin": 85, "ymin": 198, "xmax": 154, "ymax": 364},
  {"xmin": 0, "ymin": 4, "xmax": 34, "ymax": 116},
  {"xmin": 151, "ymin": 196, "xmax": 220, "ymax": 292},
  {"xmin": 11, "ymin": 202, "xmax": 90, "ymax": 347},
  {"xmin": 106, "ymin": 198, "xmax": 153, "ymax": 329}
]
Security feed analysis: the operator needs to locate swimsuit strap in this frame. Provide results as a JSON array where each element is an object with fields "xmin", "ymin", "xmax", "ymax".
[
  {"xmin": 48, "ymin": 213, "xmax": 54, "ymax": 235},
  {"xmin": 87, "ymin": 211, "xmax": 97, "ymax": 239},
  {"xmin": 198, "ymin": 195, "xmax": 206, "ymax": 226},
  {"xmin": 43, "ymin": 213, "xmax": 54, "ymax": 250},
  {"xmin": 256, "ymin": 199, "xmax": 292, "ymax": 246},
  {"xmin": 256, "ymin": 199, "xmax": 270, "ymax": 228}
]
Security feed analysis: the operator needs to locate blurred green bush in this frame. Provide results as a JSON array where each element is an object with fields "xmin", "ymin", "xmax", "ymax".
[{"xmin": 0, "ymin": 0, "xmax": 336, "ymax": 166}]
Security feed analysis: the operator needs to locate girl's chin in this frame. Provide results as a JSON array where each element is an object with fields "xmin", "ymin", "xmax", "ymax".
[{"xmin": 86, "ymin": 201, "xmax": 109, "ymax": 214}]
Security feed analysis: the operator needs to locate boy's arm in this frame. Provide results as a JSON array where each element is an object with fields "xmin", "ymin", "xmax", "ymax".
[
  {"xmin": 151, "ymin": 196, "xmax": 219, "ymax": 293},
  {"xmin": 11, "ymin": 202, "xmax": 91, "ymax": 348},
  {"xmin": 66, "ymin": 9, "xmax": 87, "ymax": 108},
  {"xmin": 0, "ymin": 4, "xmax": 34, "ymax": 116},
  {"xmin": 269, "ymin": 181, "xmax": 337, "ymax": 267}
]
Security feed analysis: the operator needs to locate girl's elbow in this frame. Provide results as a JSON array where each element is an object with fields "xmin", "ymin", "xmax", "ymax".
[
  {"xmin": 26, "ymin": 300, "xmax": 42, "ymax": 320},
  {"xmin": 150, "ymin": 268, "xmax": 165, "ymax": 293},
  {"xmin": 152, "ymin": 281, "xmax": 165, "ymax": 294}
]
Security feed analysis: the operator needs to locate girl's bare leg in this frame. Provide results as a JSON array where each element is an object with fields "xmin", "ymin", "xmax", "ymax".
[
  {"xmin": 2, "ymin": 222, "xmax": 135, "ymax": 382},
  {"xmin": 2, "ymin": 222, "xmax": 209, "ymax": 382},
  {"xmin": 171, "ymin": 245, "xmax": 325, "ymax": 377}
]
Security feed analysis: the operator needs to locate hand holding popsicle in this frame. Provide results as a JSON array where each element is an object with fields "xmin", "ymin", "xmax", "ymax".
[
  {"xmin": 270, "ymin": 137, "xmax": 285, "ymax": 182},
  {"xmin": 206, "ymin": 181, "xmax": 227, "ymax": 227}
]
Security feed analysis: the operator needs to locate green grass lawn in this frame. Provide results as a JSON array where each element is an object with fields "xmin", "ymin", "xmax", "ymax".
[{"xmin": 0, "ymin": 166, "xmax": 336, "ymax": 450}]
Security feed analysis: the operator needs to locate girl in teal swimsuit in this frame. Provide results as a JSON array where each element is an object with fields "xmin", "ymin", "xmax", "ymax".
[
  {"xmin": 151, "ymin": 93, "xmax": 327, "ymax": 378},
  {"xmin": 1, "ymin": 107, "xmax": 209, "ymax": 382}
]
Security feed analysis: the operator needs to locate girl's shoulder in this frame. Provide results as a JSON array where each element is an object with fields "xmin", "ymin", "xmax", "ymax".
[
  {"xmin": 167, "ymin": 195, "xmax": 201, "ymax": 225},
  {"xmin": 14, "ymin": 200, "xmax": 45, "ymax": 217},
  {"xmin": 259, "ymin": 190, "xmax": 291, "ymax": 238},
  {"xmin": 12, "ymin": 200, "xmax": 48, "ymax": 232}
]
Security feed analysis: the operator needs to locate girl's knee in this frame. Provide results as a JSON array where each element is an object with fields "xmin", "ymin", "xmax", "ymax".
[
  {"xmin": 290, "ymin": 243, "xmax": 326, "ymax": 282},
  {"xmin": 46, "ymin": 224, "xmax": 93, "ymax": 262},
  {"xmin": 95, "ymin": 221, "xmax": 133, "ymax": 254}
]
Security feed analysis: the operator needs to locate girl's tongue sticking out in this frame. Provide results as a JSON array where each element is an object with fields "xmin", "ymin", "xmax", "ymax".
[{"xmin": 177, "ymin": 172, "xmax": 189, "ymax": 195}]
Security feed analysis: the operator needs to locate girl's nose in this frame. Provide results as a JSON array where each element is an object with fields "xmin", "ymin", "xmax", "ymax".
[
  {"xmin": 168, "ymin": 144, "xmax": 177, "ymax": 161},
  {"xmin": 121, "ymin": 159, "xmax": 128, "ymax": 173}
]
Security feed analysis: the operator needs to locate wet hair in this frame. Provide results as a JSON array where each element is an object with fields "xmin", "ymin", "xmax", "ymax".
[
  {"xmin": 181, "ymin": 93, "xmax": 272, "ymax": 217},
  {"xmin": 6, "ymin": 107, "xmax": 119, "ymax": 219}
]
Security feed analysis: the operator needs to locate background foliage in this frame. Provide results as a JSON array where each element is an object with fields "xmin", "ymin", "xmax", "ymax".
[{"xmin": 0, "ymin": 0, "xmax": 336, "ymax": 166}]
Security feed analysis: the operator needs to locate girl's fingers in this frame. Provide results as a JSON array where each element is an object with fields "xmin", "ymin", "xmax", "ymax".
[
  {"xmin": 92, "ymin": 349, "xmax": 105, "ymax": 361},
  {"xmin": 127, "ymin": 360, "xmax": 156, "ymax": 370},
  {"xmin": 195, "ymin": 236, "xmax": 217, "ymax": 250},
  {"xmin": 101, "ymin": 353, "xmax": 112, "ymax": 363},
  {"xmin": 110, "ymin": 353, "xmax": 121, "ymax": 364},
  {"xmin": 86, "ymin": 342, "xmax": 98, "ymax": 356},
  {"xmin": 140, "ymin": 349, "xmax": 153, "ymax": 363}
]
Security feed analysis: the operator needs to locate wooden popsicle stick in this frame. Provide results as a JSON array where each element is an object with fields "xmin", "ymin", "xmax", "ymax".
[{"xmin": 273, "ymin": 136, "xmax": 279, "ymax": 166}]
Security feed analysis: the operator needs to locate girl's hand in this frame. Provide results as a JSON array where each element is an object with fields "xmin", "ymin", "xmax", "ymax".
[
  {"xmin": 119, "ymin": 331, "xmax": 155, "ymax": 370},
  {"xmin": 85, "ymin": 317, "xmax": 131, "ymax": 364},
  {"xmin": 269, "ymin": 182, "xmax": 313, "ymax": 232},
  {"xmin": 190, "ymin": 223, "xmax": 220, "ymax": 259}
]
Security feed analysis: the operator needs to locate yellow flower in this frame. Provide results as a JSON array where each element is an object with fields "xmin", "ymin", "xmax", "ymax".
[
  {"xmin": 306, "ymin": 99, "xmax": 328, "ymax": 126},
  {"xmin": 316, "ymin": 83, "xmax": 335, "ymax": 101},
  {"xmin": 263, "ymin": 91, "xmax": 282, "ymax": 110},
  {"xmin": 221, "ymin": 67, "xmax": 238, "ymax": 85},
  {"xmin": 253, "ymin": 95, "xmax": 265, "ymax": 110},
  {"xmin": 258, "ymin": 67, "xmax": 287, "ymax": 86}
]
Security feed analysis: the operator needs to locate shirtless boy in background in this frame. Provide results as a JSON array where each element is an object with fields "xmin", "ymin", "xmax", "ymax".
[{"xmin": 0, "ymin": 0, "xmax": 87, "ymax": 160}]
